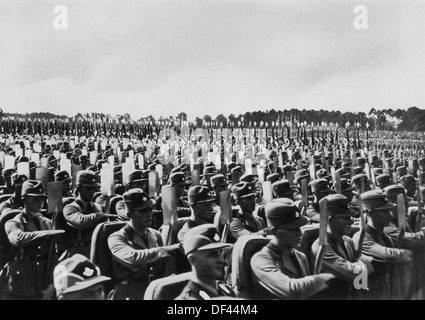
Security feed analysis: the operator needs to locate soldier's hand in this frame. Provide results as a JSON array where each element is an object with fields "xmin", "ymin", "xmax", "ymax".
[
  {"xmin": 318, "ymin": 273, "xmax": 336, "ymax": 287},
  {"xmin": 165, "ymin": 243, "xmax": 181, "ymax": 252}
]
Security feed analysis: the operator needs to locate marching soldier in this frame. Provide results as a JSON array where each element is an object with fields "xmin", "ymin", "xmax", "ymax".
[{"xmin": 306, "ymin": 179, "xmax": 333, "ymax": 223}]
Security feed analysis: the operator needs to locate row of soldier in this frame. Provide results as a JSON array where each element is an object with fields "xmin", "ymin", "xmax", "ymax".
[{"xmin": 0, "ymin": 137, "xmax": 424, "ymax": 300}]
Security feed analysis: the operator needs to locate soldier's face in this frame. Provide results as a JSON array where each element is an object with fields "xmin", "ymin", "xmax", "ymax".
[
  {"xmin": 131, "ymin": 207, "xmax": 153, "ymax": 228},
  {"xmin": 190, "ymin": 249, "xmax": 225, "ymax": 281},
  {"xmin": 174, "ymin": 184, "xmax": 185, "ymax": 198},
  {"xmin": 274, "ymin": 225, "xmax": 303, "ymax": 248},
  {"xmin": 405, "ymin": 182, "xmax": 416, "ymax": 196},
  {"xmin": 370, "ymin": 209, "xmax": 392, "ymax": 228},
  {"xmin": 79, "ymin": 186, "xmax": 97, "ymax": 202},
  {"xmin": 330, "ymin": 216, "xmax": 353, "ymax": 236},
  {"xmin": 24, "ymin": 195, "xmax": 46, "ymax": 215},
  {"xmin": 238, "ymin": 195, "xmax": 256, "ymax": 213},
  {"xmin": 194, "ymin": 202, "xmax": 215, "ymax": 221}
]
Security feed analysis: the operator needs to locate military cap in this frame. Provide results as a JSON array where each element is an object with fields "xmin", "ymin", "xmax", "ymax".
[
  {"xmin": 396, "ymin": 166, "xmax": 407, "ymax": 177},
  {"xmin": 170, "ymin": 172, "xmax": 189, "ymax": 186},
  {"xmin": 210, "ymin": 174, "xmax": 228, "ymax": 188},
  {"xmin": 375, "ymin": 174, "xmax": 393, "ymax": 187},
  {"xmin": 323, "ymin": 194, "xmax": 356, "ymax": 217},
  {"xmin": 203, "ymin": 166, "xmax": 216, "ymax": 177},
  {"xmin": 266, "ymin": 173, "xmax": 281, "ymax": 184},
  {"xmin": 204, "ymin": 161, "xmax": 215, "ymax": 169},
  {"xmin": 281, "ymin": 164, "xmax": 292, "ymax": 173},
  {"xmin": 17, "ymin": 156, "xmax": 29, "ymax": 163},
  {"xmin": 227, "ymin": 162, "xmax": 237, "ymax": 172},
  {"xmin": 383, "ymin": 185, "xmax": 405, "ymax": 199},
  {"xmin": 28, "ymin": 161, "xmax": 37, "ymax": 169},
  {"xmin": 55, "ymin": 170, "xmax": 71, "ymax": 182},
  {"xmin": 128, "ymin": 170, "xmax": 148, "ymax": 185},
  {"xmin": 356, "ymin": 157, "xmax": 366, "ymax": 165},
  {"xmin": 292, "ymin": 150, "xmax": 301, "ymax": 160},
  {"xmin": 372, "ymin": 168, "xmax": 384, "ymax": 176},
  {"xmin": 113, "ymin": 165, "xmax": 122, "ymax": 174},
  {"xmin": 231, "ymin": 181, "xmax": 256, "ymax": 199},
  {"xmin": 335, "ymin": 168, "xmax": 351, "ymax": 179},
  {"xmin": 11, "ymin": 173, "xmax": 28, "ymax": 187},
  {"xmin": 148, "ymin": 163, "xmax": 156, "ymax": 171},
  {"xmin": 47, "ymin": 155, "xmax": 57, "ymax": 164},
  {"xmin": 21, "ymin": 180, "xmax": 47, "ymax": 198},
  {"xmin": 188, "ymin": 185, "xmax": 215, "ymax": 205},
  {"xmin": 351, "ymin": 173, "xmax": 370, "ymax": 186},
  {"xmin": 294, "ymin": 169, "xmax": 309, "ymax": 184},
  {"xmin": 76, "ymin": 170, "xmax": 100, "ymax": 188},
  {"xmin": 123, "ymin": 188, "xmax": 153, "ymax": 212},
  {"xmin": 183, "ymin": 224, "xmax": 230, "ymax": 256},
  {"xmin": 316, "ymin": 169, "xmax": 330, "ymax": 180},
  {"xmin": 310, "ymin": 179, "xmax": 332, "ymax": 193},
  {"xmin": 170, "ymin": 167, "xmax": 183, "ymax": 176},
  {"xmin": 3, "ymin": 168, "xmax": 16, "ymax": 178},
  {"xmin": 353, "ymin": 166, "xmax": 363, "ymax": 176},
  {"xmin": 54, "ymin": 253, "xmax": 110, "ymax": 297},
  {"xmin": 342, "ymin": 161, "xmax": 352, "ymax": 168},
  {"xmin": 240, "ymin": 173, "xmax": 257, "ymax": 184},
  {"xmin": 79, "ymin": 154, "xmax": 88, "ymax": 163},
  {"xmin": 339, "ymin": 178, "xmax": 355, "ymax": 193},
  {"xmin": 231, "ymin": 166, "xmax": 242, "ymax": 175},
  {"xmin": 400, "ymin": 174, "xmax": 417, "ymax": 186},
  {"xmin": 360, "ymin": 190, "xmax": 395, "ymax": 211},
  {"xmin": 265, "ymin": 198, "xmax": 309, "ymax": 228},
  {"xmin": 272, "ymin": 180, "xmax": 294, "ymax": 198}
]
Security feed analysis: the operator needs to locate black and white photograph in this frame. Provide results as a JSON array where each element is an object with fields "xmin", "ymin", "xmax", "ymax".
[{"xmin": 0, "ymin": 0, "xmax": 424, "ymax": 305}]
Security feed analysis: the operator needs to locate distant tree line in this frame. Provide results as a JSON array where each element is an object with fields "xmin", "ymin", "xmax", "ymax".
[{"xmin": 2, "ymin": 106, "xmax": 425, "ymax": 131}]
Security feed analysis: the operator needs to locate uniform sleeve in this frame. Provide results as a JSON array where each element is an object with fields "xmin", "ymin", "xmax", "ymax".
[
  {"xmin": 108, "ymin": 231, "xmax": 169, "ymax": 272},
  {"xmin": 5, "ymin": 219, "xmax": 50, "ymax": 247},
  {"xmin": 63, "ymin": 203, "xmax": 104, "ymax": 230},
  {"xmin": 353, "ymin": 231, "xmax": 412, "ymax": 262},
  {"xmin": 311, "ymin": 238, "xmax": 372, "ymax": 282},
  {"xmin": 250, "ymin": 251, "xmax": 329, "ymax": 300}
]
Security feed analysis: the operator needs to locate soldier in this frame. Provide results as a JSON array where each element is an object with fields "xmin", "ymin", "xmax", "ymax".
[
  {"xmin": 63, "ymin": 170, "xmax": 115, "ymax": 258},
  {"xmin": 177, "ymin": 185, "xmax": 217, "ymax": 245},
  {"xmin": 272, "ymin": 180, "xmax": 296, "ymax": 201},
  {"xmin": 175, "ymin": 224, "xmax": 235, "ymax": 300},
  {"xmin": 352, "ymin": 190, "xmax": 413, "ymax": 299},
  {"xmin": 311, "ymin": 194, "xmax": 374, "ymax": 299},
  {"xmin": 250, "ymin": 198, "xmax": 335, "ymax": 299},
  {"xmin": 400, "ymin": 175, "xmax": 418, "ymax": 206},
  {"xmin": 54, "ymin": 254, "xmax": 110, "ymax": 300},
  {"xmin": 0, "ymin": 168, "xmax": 16, "ymax": 195},
  {"xmin": 0, "ymin": 173, "xmax": 28, "ymax": 217},
  {"xmin": 306, "ymin": 179, "xmax": 333, "ymax": 223},
  {"xmin": 115, "ymin": 170, "xmax": 150, "ymax": 221},
  {"xmin": 2, "ymin": 180, "xmax": 64, "ymax": 300},
  {"xmin": 229, "ymin": 182, "xmax": 270, "ymax": 241},
  {"xmin": 210, "ymin": 174, "xmax": 229, "ymax": 204},
  {"xmin": 54, "ymin": 170, "xmax": 73, "ymax": 197},
  {"xmin": 108, "ymin": 189, "xmax": 180, "ymax": 300}
]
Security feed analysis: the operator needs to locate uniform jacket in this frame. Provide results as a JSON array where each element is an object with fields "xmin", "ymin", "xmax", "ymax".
[
  {"xmin": 175, "ymin": 280, "xmax": 235, "ymax": 300},
  {"xmin": 108, "ymin": 223, "xmax": 172, "ymax": 284},
  {"xmin": 0, "ymin": 197, "xmax": 23, "ymax": 218},
  {"xmin": 250, "ymin": 242, "xmax": 329, "ymax": 300},
  {"xmin": 4, "ymin": 211, "xmax": 55, "ymax": 298},
  {"xmin": 352, "ymin": 225, "xmax": 413, "ymax": 299},
  {"xmin": 230, "ymin": 211, "xmax": 266, "ymax": 240}
]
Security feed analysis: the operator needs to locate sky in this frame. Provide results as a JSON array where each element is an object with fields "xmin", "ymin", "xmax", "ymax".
[{"xmin": 0, "ymin": 0, "xmax": 424, "ymax": 120}]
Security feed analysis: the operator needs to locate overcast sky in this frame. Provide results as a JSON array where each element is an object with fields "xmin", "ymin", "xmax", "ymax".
[{"xmin": 0, "ymin": 0, "xmax": 424, "ymax": 120}]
